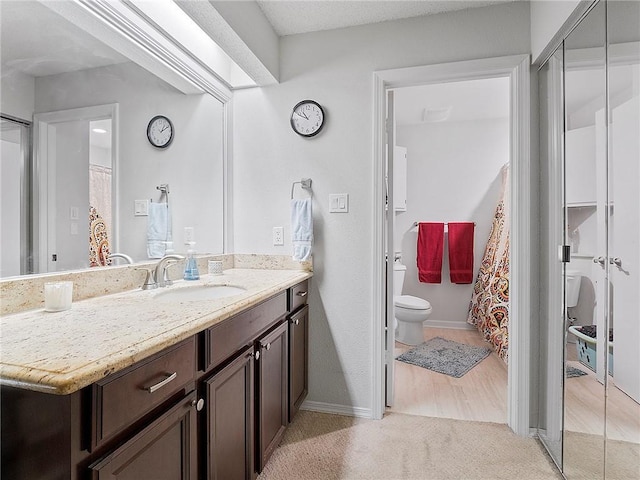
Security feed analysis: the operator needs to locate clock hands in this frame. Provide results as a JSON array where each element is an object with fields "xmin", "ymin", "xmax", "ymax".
[{"xmin": 296, "ymin": 110, "xmax": 309, "ymax": 120}]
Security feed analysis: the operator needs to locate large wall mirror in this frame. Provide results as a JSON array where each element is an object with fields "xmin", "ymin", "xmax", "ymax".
[
  {"xmin": 0, "ymin": 1, "xmax": 227, "ymax": 278},
  {"xmin": 538, "ymin": 1, "xmax": 640, "ymax": 478}
]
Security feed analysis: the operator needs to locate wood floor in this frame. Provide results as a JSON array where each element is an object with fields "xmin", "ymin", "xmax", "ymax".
[
  {"xmin": 388, "ymin": 326, "xmax": 508, "ymax": 424},
  {"xmin": 389, "ymin": 327, "xmax": 639, "ymax": 445},
  {"xmin": 565, "ymin": 359, "xmax": 640, "ymax": 444}
]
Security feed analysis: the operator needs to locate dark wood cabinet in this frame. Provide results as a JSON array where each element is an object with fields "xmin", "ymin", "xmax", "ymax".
[
  {"xmin": 288, "ymin": 304, "xmax": 309, "ymax": 422},
  {"xmin": 89, "ymin": 391, "xmax": 197, "ymax": 480},
  {"xmin": 256, "ymin": 320, "xmax": 289, "ymax": 472},
  {"xmin": 203, "ymin": 346, "xmax": 255, "ymax": 480},
  {"xmin": 1, "ymin": 280, "xmax": 310, "ymax": 480}
]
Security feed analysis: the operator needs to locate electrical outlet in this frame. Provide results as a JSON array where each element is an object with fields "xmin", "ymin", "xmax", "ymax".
[{"xmin": 273, "ymin": 226, "xmax": 284, "ymax": 246}]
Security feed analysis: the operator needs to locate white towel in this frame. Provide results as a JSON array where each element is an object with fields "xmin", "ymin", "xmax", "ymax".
[
  {"xmin": 147, "ymin": 202, "xmax": 170, "ymax": 259},
  {"xmin": 291, "ymin": 198, "xmax": 313, "ymax": 262}
]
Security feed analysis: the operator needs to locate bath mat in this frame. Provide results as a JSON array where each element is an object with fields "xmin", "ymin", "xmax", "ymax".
[
  {"xmin": 396, "ymin": 337, "xmax": 491, "ymax": 378},
  {"xmin": 566, "ymin": 366, "xmax": 588, "ymax": 378}
]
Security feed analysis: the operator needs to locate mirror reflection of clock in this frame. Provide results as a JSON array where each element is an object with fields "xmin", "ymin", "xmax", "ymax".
[
  {"xmin": 291, "ymin": 100, "xmax": 325, "ymax": 137},
  {"xmin": 147, "ymin": 115, "xmax": 174, "ymax": 148}
]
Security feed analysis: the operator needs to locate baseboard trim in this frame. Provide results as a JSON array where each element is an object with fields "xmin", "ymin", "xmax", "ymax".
[
  {"xmin": 424, "ymin": 320, "xmax": 475, "ymax": 330},
  {"xmin": 300, "ymin": 400, "xmax": 373, "ymax": 419}
]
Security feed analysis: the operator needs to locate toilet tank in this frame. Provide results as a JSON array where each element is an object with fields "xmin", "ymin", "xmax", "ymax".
[
  {"xmin": 393, "ymin": 262, "xmax": 406, "ymax": 296},
  {"xmin": 566, "ymin": 269, "xmax": 582, "ymax": 308}
]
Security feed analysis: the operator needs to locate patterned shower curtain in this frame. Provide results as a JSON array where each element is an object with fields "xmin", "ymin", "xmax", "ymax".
[{"xmin": 467, "ymin": 164, "xmax": 510, "ymax": 363}]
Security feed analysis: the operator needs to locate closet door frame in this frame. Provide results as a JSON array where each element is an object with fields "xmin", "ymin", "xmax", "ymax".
[{"xmin": 372, "ymin": 54, "xmax": 532, "ymax": 435}]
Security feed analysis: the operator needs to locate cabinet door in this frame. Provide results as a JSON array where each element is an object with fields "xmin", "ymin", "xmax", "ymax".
[
  {"xmin": 204, "ymin": 346, "xmax": 255, "ymax": 480},
  {"xmin": 256, "ymin": 321, "xmax": 288, "ymax": 472},
  {"xmin": 288, "ymin": 305, "xmax": 309, "ymax": 422},
  {"xmin": 89, "ymin": 392, "xmax": 197, "ymax": 480}
]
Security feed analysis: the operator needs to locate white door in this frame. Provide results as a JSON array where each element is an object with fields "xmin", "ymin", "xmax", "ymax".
[
  {"xmin": 610, "ymin": 95, "xmax": 640, "ymax": 402},
  {"xmin": 385, "ymin": 89, "xmax": 396, "ymax": 406},
  {"xmin": 47, "ymin": 119, "xmax": 90, "ymax": 272}
]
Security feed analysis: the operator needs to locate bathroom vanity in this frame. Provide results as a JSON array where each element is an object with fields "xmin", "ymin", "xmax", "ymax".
[{"xmin": 0, "ymin": 269, "xmax": 310, "ymax": 480}]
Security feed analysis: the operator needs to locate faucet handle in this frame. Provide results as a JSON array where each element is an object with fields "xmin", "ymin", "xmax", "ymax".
[
  {"xmin": 162, "ymin": 260, "xmax": 180, "ymax": 286},
  {"xmin": 135, "ymin": 268, "xmax": 157, "ymax": 290}
]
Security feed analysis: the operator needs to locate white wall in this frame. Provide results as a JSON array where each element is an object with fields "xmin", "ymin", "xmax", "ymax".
[
  {"xmin": 232, "ymin": 2, "xmax": 530, "ymax": 413},
  {"xmin": 0, "ymin": 135, "xmax": 22, "ymax": 277},
  {"xmin": 34, "ymin": 62, "xmax": 224, "ymax": 262},
  {"xmin": 0, "ymin": 71, "xmax": 35, "ymax": 121},
  {"xmin": 395, "ymin": 118, "xmax": 509, "ymax": 326},
  {"xmin": 530, "ymin": 0, "xmax": 582, "ymax": 63}
]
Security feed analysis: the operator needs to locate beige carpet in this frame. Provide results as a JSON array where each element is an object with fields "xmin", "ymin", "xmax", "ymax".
[
  {"xmin": 564, "ymin": 430, "xmax": 640, "ymax": 480},
  {"xmin": 258, "ymin": 411, "xmax": 563, "ymax": 480}
]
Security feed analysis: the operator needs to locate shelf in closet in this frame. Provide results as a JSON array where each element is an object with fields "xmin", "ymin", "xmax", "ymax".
[{"xmin": 566, "ymin": 202, "xmax": 596, "ymax": 208}]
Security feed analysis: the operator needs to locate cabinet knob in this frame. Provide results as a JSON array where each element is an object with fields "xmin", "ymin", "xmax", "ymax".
[
  {"xmin": 264, "ymin": 342, "xmax": 271, "ymax": 351},
  {"xmin": 296, "ymin": 291, "xmax": 307, "ymax": 297},
  {"xmin": 593, "ymin": 256, "xmax": 605, "ymax": 265},
  {"xmin": 291, "ymin": 318, "xmax": 299, "ymax": 326},
  {"xmin": 247, "ymin": 350, "xmax": 260, "ymax": 361},
  {"xmin": 610, "ymin": 257, "xmax": 622, "ymax": 267},
  {"xmin": 191, "ymin": 398, "xmax": 205, "ymax": 411}
]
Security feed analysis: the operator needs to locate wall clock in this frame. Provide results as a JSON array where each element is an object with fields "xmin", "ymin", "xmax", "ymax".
[
  {"xmin": 147, "ymin": 115, "xmax": 174, "ymax": 148},
  {"xmin": 290, "ymin": 100, "xmax": 325, "ymax": 137}
]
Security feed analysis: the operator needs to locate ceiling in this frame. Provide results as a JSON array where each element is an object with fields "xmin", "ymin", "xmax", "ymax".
[
  {"xmin": 256, "ymin": 0, "xmax": 518, "ymax": 36},
  {"xmin": 0, "ymin": 1, "xmax": 128, "ymax": 78},
  {"xmin": 1, "ymin": 1, "xmax": 519, "ymax": 79}
]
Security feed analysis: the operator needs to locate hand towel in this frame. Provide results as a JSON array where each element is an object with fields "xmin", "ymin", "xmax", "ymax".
[
  {"xmin": 147, "ymin": 202, "xmax": 169, "ymax": 259},
  {"xmin": 417, "ymin": 222, "xmax": 444, "ymax": 283},
  {"xmin": 448, "ymin": 222, "xmax": 475, "ymax": 284},
  {"xmin": 291, "ymin": 198, "xmax": 313, "ymax": 262}
]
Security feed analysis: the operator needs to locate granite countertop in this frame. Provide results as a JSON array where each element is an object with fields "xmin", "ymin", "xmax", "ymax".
[{"xmin": 0, "ymin": 268, "xmax": 311, "ymax": 395}]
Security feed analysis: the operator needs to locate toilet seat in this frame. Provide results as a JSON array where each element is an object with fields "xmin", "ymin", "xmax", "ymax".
[{"xmin": 395, "ymin": 295, "xmax": 431, "ymax": 310}]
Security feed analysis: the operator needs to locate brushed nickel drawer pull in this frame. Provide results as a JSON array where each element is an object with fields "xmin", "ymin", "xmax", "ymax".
[
  {"xmin": 146, "ymin": 372, "xmax": 177, "ymax": 393},
  {"xmin": 296, "ymin": 291, "xmax": 307, "ymax": 297},
  {"xmin": 264, "ymin": 342, "xmax": 271, "ymax": 351},
  {"xmin": 291, "ymin": 318, "xmax": 299, "ymax": 326}
]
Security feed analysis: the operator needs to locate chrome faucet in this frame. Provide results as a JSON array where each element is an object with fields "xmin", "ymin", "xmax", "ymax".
[
  {"xmin": 154, "ymin": 254, "xmax": 185, "ymax": 288},
  {"xmin": 109, "ymin": 252, "xmax": 134, "ymax": 264}
]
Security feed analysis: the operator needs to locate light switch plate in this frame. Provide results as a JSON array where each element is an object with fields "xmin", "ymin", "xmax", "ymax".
[
  {"xmin": 134, "ymin": 199, "xmax": 149, "ymax": 216},
  {"xmin": 329, "ymin": 194, "xmax": 349, "ymax": 213}
]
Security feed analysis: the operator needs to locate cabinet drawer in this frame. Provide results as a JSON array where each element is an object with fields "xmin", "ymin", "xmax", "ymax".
[
  {"xmin": 288, "ymin": 280, "xmax": 309, "ymax": 313},
  {"xmin": 205, "ymin": 292, "xmax": 286, "ymax": 371},
  {"xmin": 92, "ymin": 337, "xmax": 196, "ymax": 450}
]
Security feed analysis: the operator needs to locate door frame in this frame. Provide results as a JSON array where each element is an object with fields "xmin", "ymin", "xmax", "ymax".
[
  {"xmin": 33, "ymin": 103, "xmax": 119, "ymax": 272},
  {"xmin": 371, "ymin": 54, "xmax": 532, "ymax": 435}
]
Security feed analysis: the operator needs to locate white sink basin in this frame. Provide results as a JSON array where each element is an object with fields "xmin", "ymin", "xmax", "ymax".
[{"xmin": 154, "ymin": 285, "xmax": 247, "ymax": 302}]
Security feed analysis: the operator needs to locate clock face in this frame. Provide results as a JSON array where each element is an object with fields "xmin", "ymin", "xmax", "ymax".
[
  {"xmin": 291, "ymin": 100, "xmax": 325, "ymax": 137},
  {"xmin": 147, "ymin": 115, "xmax": 174, "ymax": 148}
]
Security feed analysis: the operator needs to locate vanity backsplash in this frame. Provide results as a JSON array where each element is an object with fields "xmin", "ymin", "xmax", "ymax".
[{"xmin": 0, "ymin": 254, "xmax": 312, "ymax": 316}]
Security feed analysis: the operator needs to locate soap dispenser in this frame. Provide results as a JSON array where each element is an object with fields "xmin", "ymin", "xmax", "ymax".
[{"xmin": 183, "ymin": 242, "xmax": 200, "ymax": 281}]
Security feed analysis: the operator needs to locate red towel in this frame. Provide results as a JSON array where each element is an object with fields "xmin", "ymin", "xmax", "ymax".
[
  {"xmin": 417, "ymin": 222, "xmax": 444, "ymax": 283},
  {"xmin": 448, "ymin": 222, "xmax": 475, "ymax": 284}
]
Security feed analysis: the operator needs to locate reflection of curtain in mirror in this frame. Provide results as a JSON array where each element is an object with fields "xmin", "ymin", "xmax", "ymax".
[
  {"xmin": 89, "ymin": 165, "xmax": 112, "ymax": 266},
  {"xmin": 467, "ymin": 163, "xmax": 510, "ymax": 363}
]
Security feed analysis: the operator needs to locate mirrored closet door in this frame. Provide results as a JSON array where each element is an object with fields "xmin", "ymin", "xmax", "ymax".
[{"xmin": 538, "ymin": 1, "xmax": 640, "ymax": 478}]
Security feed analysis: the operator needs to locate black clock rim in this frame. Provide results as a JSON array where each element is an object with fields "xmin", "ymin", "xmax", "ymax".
[
  {"xmin": 290, "ymin": 100, "xmax": 325, "ymax": 137},
  {"xmin": 147, "ymin": 115, "xmax": 174, "ymax": 149}
]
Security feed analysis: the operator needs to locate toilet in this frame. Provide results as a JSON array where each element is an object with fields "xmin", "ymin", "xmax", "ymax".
[
  {"xmin": 394, "ymin": 262, "xmax": 432, "ymax": 345},
  {"xmin": 566, "ymin": 269, "xmax": 582, "ymax": 318}
]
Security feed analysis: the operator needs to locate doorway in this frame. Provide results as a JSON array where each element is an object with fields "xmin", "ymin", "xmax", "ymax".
[
  {"xmin": 372, "ymin": 55, "xmax": 532, "ymax": 436},
  {"xmin": 387, "ymin": 77, "xmax": 510, "ymax": 423},
  {"xmin": 33, "ymin": 104, "xmax": 118, "ymax": 273}
]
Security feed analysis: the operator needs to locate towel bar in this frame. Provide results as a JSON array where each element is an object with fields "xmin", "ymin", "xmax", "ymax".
[{"xmin": 291, "ymin": 178, "xmax": 313, "ymax": 199}]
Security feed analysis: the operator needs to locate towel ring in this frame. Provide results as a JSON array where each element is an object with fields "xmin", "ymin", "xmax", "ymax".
[{"xmin": 291, "ymin": 178, "xmax": 312, "ymax": 199}]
